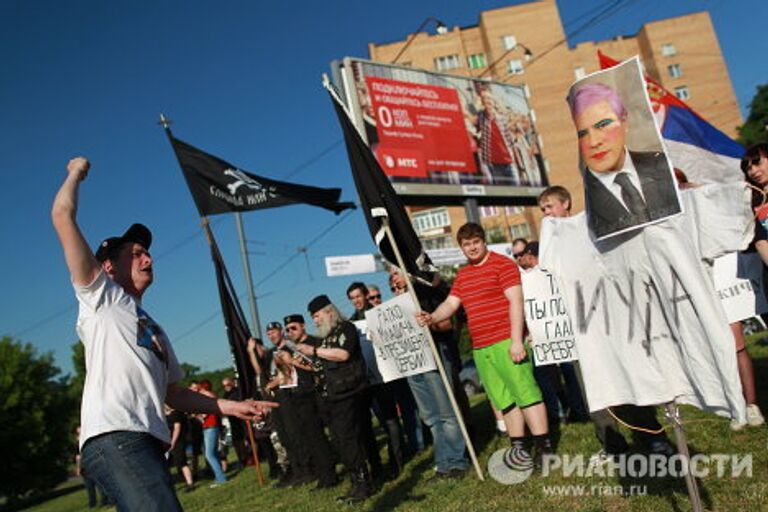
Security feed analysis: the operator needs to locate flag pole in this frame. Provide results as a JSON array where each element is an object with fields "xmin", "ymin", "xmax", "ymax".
[
  {"xmin": 665, "ymin": 403, "xmax": 703, "ymax": 512},
  {"xmin": 159, "ymin": 115, "xmax": 264, "ymax": 486},
  {"xmin": 201, "ymin": 216, "xmax": 265, "ymax": 487},
  {"xmin": 381, "ymin": 218, "xmax": 484, "ymax": 481}
]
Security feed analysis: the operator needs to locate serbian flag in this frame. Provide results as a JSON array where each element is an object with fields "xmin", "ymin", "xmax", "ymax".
[{"xmin": 599, "ymin": 51, "xmax": 744, "ymax": 185}]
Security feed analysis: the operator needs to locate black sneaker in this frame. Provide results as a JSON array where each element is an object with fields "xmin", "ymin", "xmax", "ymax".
[{"xmin": 447, "ymin": 468, "xmax": 467, "ymax": 479}]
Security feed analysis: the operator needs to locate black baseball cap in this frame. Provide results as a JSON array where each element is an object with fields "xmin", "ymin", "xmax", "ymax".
[{"xmin": 95, "ymin": 224, "xmax": 152, "ymax": 263}]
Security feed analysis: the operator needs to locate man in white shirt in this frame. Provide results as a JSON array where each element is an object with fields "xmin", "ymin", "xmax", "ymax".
[
  {"xmin": 568, "ymin": 82, "xmax": 681, "ymax": 239},
  {"xmin": 52, "ymin": 156, "xmax": 276, "ymax": 511}
]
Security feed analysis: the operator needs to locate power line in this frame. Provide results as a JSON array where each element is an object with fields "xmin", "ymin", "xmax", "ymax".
[
  {"xmin": 171, "ymin": 208, "xmax": 357, "ymax": 345},
  {"xmin": 481, "ymin": 0, "xmax": 635, "ymax": 79}
]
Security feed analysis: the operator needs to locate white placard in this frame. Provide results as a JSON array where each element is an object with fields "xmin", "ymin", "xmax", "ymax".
[
  {"xmin": 521, "ymin": 267, "xmax": 578, "ymax": 365},
  {"xmin": 364, "ymin": 294, "xmax": 436, "ymax": 382},
  {"xmin": 325, "ymin": 254, "xmax": 377, "ymax": 277},
  {"xmin": 712, "ymin": 251, "xmax": 768, "ymax": 323}
]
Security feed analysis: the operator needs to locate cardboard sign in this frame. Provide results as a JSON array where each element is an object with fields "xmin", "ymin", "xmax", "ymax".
[
  {"xmin": 712, "ymin": 251, "xmax": 768, "ymax": 323},
  {"xmin": 521, "ymin": 267, "xmax": 578, "ymax": 365},
  {"xmin": 364, "ymin": 294, "xmax": 437, "ymax": 382}
]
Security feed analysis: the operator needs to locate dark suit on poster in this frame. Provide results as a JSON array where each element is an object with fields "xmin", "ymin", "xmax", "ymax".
[{"xmin": 584, "ymin": 150, "xmax": 681, "ymax": 239}]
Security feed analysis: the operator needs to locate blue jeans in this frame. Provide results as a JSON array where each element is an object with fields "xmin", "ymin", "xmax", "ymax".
[
  {"xmin": 203, "ymin": 426, "xmax": 227, "ymax": 483},
  {"xmin": 80, "ymin": 431, "xmax": 181, "ymax": 512},
  {"xmin": 407, "ymin": 367, "xmax": 468, "ymax": 473}
]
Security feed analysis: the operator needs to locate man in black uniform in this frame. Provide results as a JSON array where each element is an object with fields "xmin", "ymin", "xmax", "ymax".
[
  {"xmin": 263, "ymin": 321, "xmax": 314, "ymax": 487},
  {"xmin": 297, "ymin": 295, "xmax": 372, "ymax": 503},
  {"xmin": 283, "ymin": 314, "xmax": 339, "ymax": 489}
]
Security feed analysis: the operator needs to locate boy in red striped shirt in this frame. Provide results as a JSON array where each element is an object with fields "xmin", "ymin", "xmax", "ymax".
[{"xmin": 416, "ymin": 222, "xmax": 551, "ymax": 467}]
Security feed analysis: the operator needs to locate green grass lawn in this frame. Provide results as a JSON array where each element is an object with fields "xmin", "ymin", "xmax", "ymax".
[{"xmin": 24, "ymin": 342, "xmax": 768, "ymax": 512}]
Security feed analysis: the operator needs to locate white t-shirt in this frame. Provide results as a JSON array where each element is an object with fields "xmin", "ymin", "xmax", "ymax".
[
  {"xmin": 75, "ymin": 271, "xmax": 183, "ymax": 448},
  {"xmin": 539, "ymin": 182, "xmax": 750, "ymax": 422}
]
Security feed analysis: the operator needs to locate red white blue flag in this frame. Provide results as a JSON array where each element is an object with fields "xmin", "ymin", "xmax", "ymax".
[{"xmin": 599, "ymin": 51, "xmax": 744, "ymax": 185}]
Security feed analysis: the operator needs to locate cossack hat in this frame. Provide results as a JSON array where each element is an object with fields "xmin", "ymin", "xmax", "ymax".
[
  {"xmin": 266, "ymin": 321, "xmax": 282, "ymax": 331},
  {"xmin": 95, "ymin": 223, "xmax": 152, "ymax": 263},
  {"xmin": 308, "ymin": 295, "xmax": 332, "ymax": 315}
]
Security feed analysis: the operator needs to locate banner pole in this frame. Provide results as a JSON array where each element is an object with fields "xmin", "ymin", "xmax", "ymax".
[
  {"xmin": 665, "ymin": 403, "xmax": 703, "ymax": 512},
  {"xmin": 244, "ymin": 419, "xmax": 265, "ymax": 486},
  {"xmin": 199, "ymin": 217, "xmax": 265, "ymax": 486},
  {"xmin": 381, "ymin": 219, "xmax": 484, "ymax": 481}
]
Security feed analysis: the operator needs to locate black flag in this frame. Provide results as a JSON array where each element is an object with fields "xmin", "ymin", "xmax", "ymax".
[
  {"xmin": 170, "ymin": 135, "xmax": 355, "ymax": 217},
  {"xmin": 327, "ymin": 88, "xmax": 436, "ymax": 280},
  {"xmin": 209, "ymin": 226, "xmax": 257, "ymax": 399}
]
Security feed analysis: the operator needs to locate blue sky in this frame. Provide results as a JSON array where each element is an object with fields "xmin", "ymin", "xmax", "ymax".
[{"xmin": 2, "ymin": 0, "xmax": 765, "ymax": 376}]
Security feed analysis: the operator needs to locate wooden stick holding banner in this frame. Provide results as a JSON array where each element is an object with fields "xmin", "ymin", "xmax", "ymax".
[
  {"xmin": 200, "ymin": 216, "xmax": 265, "ymax": 487},
  {"xmin": 161, "ymin": 115, "xmax": 265, "ymax": 487},
  {"xmin": 380, "ymin": 216, "xmax": 484, "ymax": 481},
  {"xmin": 665, "ymin": 403, "xmax": 703, "ymax": 512}
]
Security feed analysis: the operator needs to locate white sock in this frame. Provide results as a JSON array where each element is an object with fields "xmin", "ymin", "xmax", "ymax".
[{"xmin": 496, "ymin": 419, "xmax": 507, "ymax": 432}]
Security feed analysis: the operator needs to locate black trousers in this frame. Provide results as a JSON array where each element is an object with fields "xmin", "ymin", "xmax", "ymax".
[
  {"xmin": 572, "ymin": 362, "xmax": 668, "ymax": 454},
  {"xmin": 285, "ymin": 391, "xmax": 337, "ymax": 484},
  {"xmin": 319, "ymin": 393, "xmax": 367, "ymax": 474}
]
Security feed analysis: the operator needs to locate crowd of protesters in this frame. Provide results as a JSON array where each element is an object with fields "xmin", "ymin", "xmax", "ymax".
[{"xmin": 60, "ymin": 145, "xmax": 768, "ymax": 511}]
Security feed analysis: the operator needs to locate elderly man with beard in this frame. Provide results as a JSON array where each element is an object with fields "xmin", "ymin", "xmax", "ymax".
[
  {"xmin": 297, "ymin": 295, "xmax": 371, "ymax": 503},
  {"xmin": 282, "ymin": 314, "xmax": 339, "ymax": 490}
]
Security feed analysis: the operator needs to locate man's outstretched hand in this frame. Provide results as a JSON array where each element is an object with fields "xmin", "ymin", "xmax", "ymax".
[{"xmin": 220, "ymin": 399, "xmax": 279, "ymax": 421}]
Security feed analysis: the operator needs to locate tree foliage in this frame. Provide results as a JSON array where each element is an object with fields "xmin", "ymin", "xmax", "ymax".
[
  {"xmin": 738, "ymin": 84, "xmax": 768, "ymax": 147},
  {"xmin": 0, "ymin": 337, "xmax": 77, "ymax": 503}
]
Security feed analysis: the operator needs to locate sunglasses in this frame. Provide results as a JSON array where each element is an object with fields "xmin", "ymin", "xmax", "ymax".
[
  {"xmin": 367, "ymin": 294, "xmax": 381, "ymax": 301},
  {"xmin": 285, "ymin": 325, "xmax": 301, "ymax": 331},
  {"xmin": 513, "ymin": 252, "xmax": 524, "ymax": 258}
]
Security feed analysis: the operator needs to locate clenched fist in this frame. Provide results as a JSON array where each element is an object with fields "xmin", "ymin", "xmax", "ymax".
[{"xmin": 67, "ymin": 157, "xmax": 90, "ymax": 181}]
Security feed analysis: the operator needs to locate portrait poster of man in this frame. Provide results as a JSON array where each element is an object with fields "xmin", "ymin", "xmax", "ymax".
[{"xmin": 567, "ymin": 57, "xmax": 683, "ymax": 240}]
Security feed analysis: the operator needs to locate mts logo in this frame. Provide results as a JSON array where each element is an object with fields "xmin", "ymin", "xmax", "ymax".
[{"xmin": 397, "ymin": 158, "xmax": 419, "ymax": 168}]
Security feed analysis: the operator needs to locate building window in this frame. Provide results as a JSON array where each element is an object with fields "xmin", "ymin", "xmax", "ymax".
[
  {"xmin": 674, "ymin": 86, "xmax": 690, "ymax": 100},
  {"xmin": 508, "ymin": 59, "xmax": 524, "ymax": 75},
  {"xmin": 661, "ymin": 43, "xmax": 677, "ymax": 57},
  {"xmin": 434, "ymin": 54, "xmax": 461, "ymax": 71},
  {"xmin": 505, "ymin": 206, "xmax": 523, "ymax": 216},
  {"xmin": 574, "ymin": 67, "xmax": 586, "ymax": 80},
  {"xmin": 467, "ymin": 53, "xmax": 487, "ymax": 69},
  {"xmin": 422, "ymin": 236, "xmax": 452, "ymax": 250},
  {"xmin": 502, "ymin": 35, "xmax": 518, "ymax": 50},
  {"xmin": 509, "ymin": 223, "xmax": 531, "ymax": 240},
  {"xmin": 479, "ymin": 206, "xmax": 498, "ymax": 218},
  {"xmin": 412, "ymin": 208, "xmax": 450, "ymax": 235},
  {"xmin": 668, "ymin": 64, "xmax": 682, "ymax": 78}
]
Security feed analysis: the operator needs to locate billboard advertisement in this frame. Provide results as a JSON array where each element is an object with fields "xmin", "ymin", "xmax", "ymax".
[{"xmin": 337, "ymin": 58, "xmax": 548, "ymax": 205}]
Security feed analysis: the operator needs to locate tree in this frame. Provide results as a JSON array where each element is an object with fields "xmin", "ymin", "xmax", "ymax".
[
  {"xmin": 0, "ymin": 337, "xmax": 77, "ymax": 503},
  {"xmin": 738, "ymin": 84, "xmax": 768, "ymax": 147}
]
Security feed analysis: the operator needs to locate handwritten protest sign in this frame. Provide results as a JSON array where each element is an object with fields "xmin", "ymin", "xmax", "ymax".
[
  {"xmin": 712, "ymin": 251, "xmax": 768, "ymax": 323},
  {"xmin": 521, "ymin": 267, "xmax": 578, "ymax": 366},
  {"xmin": 364, "ymin": 293, "xmax": 436, "ymax": 382}
]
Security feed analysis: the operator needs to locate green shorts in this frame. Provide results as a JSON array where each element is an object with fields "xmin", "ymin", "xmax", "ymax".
[{"xmin": 473, "ymin": 339, "xmax": 542, "ymax": 411}]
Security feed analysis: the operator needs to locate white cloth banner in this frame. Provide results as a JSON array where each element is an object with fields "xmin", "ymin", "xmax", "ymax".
[
  {"xmin": 712, "ymin": 251, "xmax": 768, "ymax": 323},
  {"xmin": 521, "ymin": 267, "xmax": 579, "ymax": 365},
  {"xmin": 539, "ymin": 182, "xmax": 751, "ymax": 422},
  {"xmin": 364, "ymin": 293, "xmax": 437, "ymax": 382}
]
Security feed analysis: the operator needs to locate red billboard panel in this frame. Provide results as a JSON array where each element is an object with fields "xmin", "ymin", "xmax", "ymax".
[
  {"xmin": 365, "ymin": 76, "xmax": 477, "ymax": 177},
  {"xmin": 339, "ymin": 58, "xmax": 548, "ymax": 205}
]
